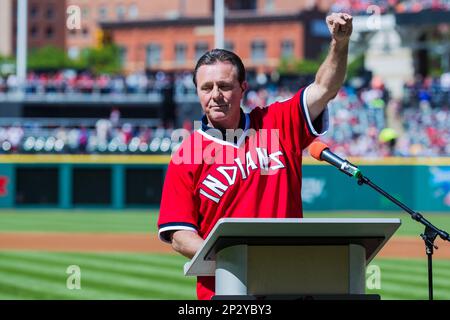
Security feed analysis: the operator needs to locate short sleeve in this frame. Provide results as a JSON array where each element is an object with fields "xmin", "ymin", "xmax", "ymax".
[
  {"xmin": 158, "ymin": 160, "xmax": 199, "ymax": 243},
  {"xmin": 257, "ymin": 84, "xmax": 329, "ymax": 154}
]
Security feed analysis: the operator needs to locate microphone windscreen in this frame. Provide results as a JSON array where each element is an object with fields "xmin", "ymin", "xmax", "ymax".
[{"xmin": 309, "ymin": 141, "xmax": 329, "ymax": 161}]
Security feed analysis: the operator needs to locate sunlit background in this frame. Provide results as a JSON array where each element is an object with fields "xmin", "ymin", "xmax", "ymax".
[{"xmin": 0, "ymin": 0, "xmax": 449, "ymax": 300}]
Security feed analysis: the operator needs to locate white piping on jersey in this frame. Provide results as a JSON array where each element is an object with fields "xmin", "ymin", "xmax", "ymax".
[
  {"xmin": 301, "ymin": 84, "xmax": 329, "ymax": 137},
  {"xmin": 196, "ymin": 112, "xmax": 251, "ymax": 148},
  {"xmin": 158, "ymin": 225, "xmax": 198, "ymax": 243}
]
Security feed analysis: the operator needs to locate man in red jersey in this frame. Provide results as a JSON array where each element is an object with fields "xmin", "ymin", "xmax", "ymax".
[{"xmin": 158, "ymin": 12, "xmax": 353, "ymax": 299}]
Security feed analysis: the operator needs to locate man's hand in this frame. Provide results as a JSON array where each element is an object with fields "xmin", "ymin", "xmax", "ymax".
[{"xmin": 326, "ymin": 12, "xmax": 353, "ymax": 42}]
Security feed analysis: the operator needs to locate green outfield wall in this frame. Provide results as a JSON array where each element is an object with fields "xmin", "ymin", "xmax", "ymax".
[
  {"xmin": 0, "ymin": 155, "xmax": 448, "ymax": 212},
  {"xmin": 301, "ymin": 162, "xmax": 449, "ymax": 212}
]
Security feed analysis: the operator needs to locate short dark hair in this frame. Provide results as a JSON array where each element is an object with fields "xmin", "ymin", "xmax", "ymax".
[{"xmin": 193, "ymin": 49, "xmax": 246, "ymax": 87}]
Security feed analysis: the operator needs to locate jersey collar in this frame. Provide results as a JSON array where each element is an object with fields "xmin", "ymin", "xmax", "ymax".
[{"xmin": 198, "ymin": 109, "xmax": 250, "ymax": 148}]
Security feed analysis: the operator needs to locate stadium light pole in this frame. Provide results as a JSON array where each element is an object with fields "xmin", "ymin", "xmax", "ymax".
[
  {"xmin": 214, "ymin": 0, "xmax": 225, "ymax": 49},
  {"xmin": 16, "ymin": 0, "xmax": 28, "ymax": 95}
]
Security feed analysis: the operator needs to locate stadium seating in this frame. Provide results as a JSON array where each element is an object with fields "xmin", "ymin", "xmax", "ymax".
[{"xmin": 0, "ymin": 70, "xmax": 448, "ymax": 157}]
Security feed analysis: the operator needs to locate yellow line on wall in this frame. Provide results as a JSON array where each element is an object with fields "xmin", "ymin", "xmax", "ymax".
[
  {"xmin": 0, "ymin": 154, "xmax": 172, "ymax": 164},
  {"xmin": 0, "ymin": 154, "xmax": 448, "ymax": 166},
  {"xmin": 302, "ymin": 157, "xmax": 450, "ymax": 166}
]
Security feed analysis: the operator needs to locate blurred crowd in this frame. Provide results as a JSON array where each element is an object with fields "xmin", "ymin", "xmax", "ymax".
[
  {"xmin": 0, "ymin": 120, "xmax": 178, "ymax": 155},
  {"xmin": 320, "ymin": 74, "xmax": 449, "ymax": 157},
  {"xmin": 403, "ymin": 73, "xmax": 450, "ymax": 109},
  {"xmin": 241, "ymin": 73, "xmax": 449, "ymax": 157},
  {"xmin": 0, "ymin": 70, "xmax": 195, "ymax": 96},
  {"xmin": 0, "ymin": 71, "xmax": 449, "ymax": 157},
  {"xmin": 331, "ymin": 0, "xmax": 450, "ymax": 14}
]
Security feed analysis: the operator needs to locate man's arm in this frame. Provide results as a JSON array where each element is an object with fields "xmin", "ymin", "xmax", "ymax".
[
  {"xmin": 307, "ymin": 12, "xmax": 353, "ymax": 121},
  {"xmin": 171, "ymin": 230, "xmax": 204, "ymax": 259}
]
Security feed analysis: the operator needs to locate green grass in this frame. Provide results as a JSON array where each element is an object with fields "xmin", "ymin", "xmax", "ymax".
[
  {"xmin": 0, "ymin": 209, "xmax": 159, "ymax": 233},
  {"xmin": 367, "ymin": 258, "xmax": 450, "ymax": 300},
  {"xmin": 0, "ymin": 251, "xmax": 448, "ymax": 300},
  {"xmin": 0, "ymin": 209, "xmax": 449, "ymax": 237},
  {"xmin": 0, "ymin": 209, "xmax": 449, "ymax": 300},
  {"xmin": 0, "ymin": 251, "xmax": 196, "ymax": 300}
]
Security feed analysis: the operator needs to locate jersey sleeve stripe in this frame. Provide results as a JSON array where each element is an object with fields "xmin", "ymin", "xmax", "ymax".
[
  {"xmin": 158, "ymin": 223, "xmax": 198, "ymax": 243},
  {"xmin": 300, "ymin": 84, "xmax": 329, "ymax": 137}
]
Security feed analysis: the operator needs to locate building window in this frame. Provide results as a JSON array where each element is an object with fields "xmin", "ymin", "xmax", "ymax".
[
  {"xmin": 119, "ymin": 47, "xmax": 127, "ymax": 67},
  {"xmin": 30, "ymin": 25, "xmax": 39, "ymax": 38},
  {"xmin": 195, "ymin": 42, "xmax": 209, "ymax": 61},
  {"xmin": 128, "ymin": 4, "xmax": 139, "ymax": 19},
  {"xmin": 46, "ymin": 5, "xmax": 54, "ymax": 19},
  {"xmin": 45, "ymin": 26, "xmax": 54, "ymax": 39},
  {"xmin": 223, "ymin": 0, "xmax": 257, "ymax": 10},
  {"xmin": 116, "ymin": 5, "xmax": 126, "ymax": 20},
  {"xmin": 146, "ymin": 44, "xmax": 162, "ymax": 67},
  {"xmin": 30, "ymin": 4, "xmax": 39, "ymax": 19},
  {"xmin": 98, "ymin": 6, "xmax": 108, "ymax": 20},
  {"xmin": 224, "ymin": 41, "xmax": 234, "ymax": 52},
  {"xmin": 281, "ymin": 40, "xmax": 294, "ymax": 58},
  {"xmin": 251, "ymin": 40, "xmax": 266, "ymax": 62},
  {"xmin": 175, "ymin": 43, "xmax": 187, "ymax": 65}
]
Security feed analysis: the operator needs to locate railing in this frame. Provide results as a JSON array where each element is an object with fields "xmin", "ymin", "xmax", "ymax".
[
  {"xmin": 0, "ymin": 91, "xmax": 199, "ymax": 104},
  {"xmin": 0, "ymin": 117, "xmax": 162, "ymax": 128}
]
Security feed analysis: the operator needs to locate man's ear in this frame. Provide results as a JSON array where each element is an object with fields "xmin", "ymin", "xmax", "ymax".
[{"xmin": 240, "ymin": 81, "xmax": 249, "ymax": 93}]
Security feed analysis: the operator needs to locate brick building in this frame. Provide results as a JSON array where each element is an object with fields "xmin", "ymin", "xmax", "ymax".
[
  {"xmin": 4, "ymin": 0, "xmax": 211, "ymax": 59},
  {"xmin": 4, "ymin": 0, "xmax": 334, "ymax": 74},
  {"xmin": 65, "ymin": 0, "xmax": 211, "ymax": 59},
  {"xmin": 100, "ymin": 0, "xmax": 334, "ymax": 74},
  {"xmin": 10, "ymin": 0, "xmax": 67, "ymax": 53},
  {"xmin": 0, "ymin": 0, "xmax": 14, "ymax": 57}
]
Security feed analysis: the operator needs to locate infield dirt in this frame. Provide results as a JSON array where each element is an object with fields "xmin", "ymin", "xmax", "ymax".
[{"xmin": 0, "ymin": 233, "xmax": 449, "ymax": 259}]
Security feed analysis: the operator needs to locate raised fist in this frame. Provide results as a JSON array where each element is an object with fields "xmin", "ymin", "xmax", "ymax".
[{"xmin": 326, "ymin": 12, "xmax": 353, "ymax": 42}]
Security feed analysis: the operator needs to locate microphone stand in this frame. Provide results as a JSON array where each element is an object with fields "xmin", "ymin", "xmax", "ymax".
[{"xmin": 353, "ymin": 172, "xmax": 449, "ymax": 300}]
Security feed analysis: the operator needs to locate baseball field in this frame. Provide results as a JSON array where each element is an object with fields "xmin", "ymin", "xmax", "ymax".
[{"xmin": 0, "ymin": 209, "xmax": 449, "ymax": 300}]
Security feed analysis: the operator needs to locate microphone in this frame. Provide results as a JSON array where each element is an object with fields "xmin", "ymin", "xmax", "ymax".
[{"xmin": 309, "ymin": 141, "xmax": 362, "ymax": 178}]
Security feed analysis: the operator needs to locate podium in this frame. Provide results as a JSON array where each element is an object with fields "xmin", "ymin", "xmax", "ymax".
[{"xmin": 184, "ymin": 218, "xmax": 401, "ymax": 299}]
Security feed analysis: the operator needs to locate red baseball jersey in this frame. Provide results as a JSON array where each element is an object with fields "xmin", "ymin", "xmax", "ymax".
[{"xmin": 158, "ymin": 85, "xmax": 328, "ymax": 299}]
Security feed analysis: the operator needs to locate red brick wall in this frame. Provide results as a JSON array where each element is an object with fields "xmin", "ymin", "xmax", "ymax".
[
  {"xmin": 66, "ymin": 0, "xmax": 211, "ymax": 54},
  {"xmin": 257, "ymin": 0, "xmax": 333, "ymax": 14},
  {"xmin": 65, "ymin": 0, "xmax": 331, "ymax": 60},
  {"xmin": 12, "ymin": 0, "xmax": 67, "ymax": 52},
  {"xmin": 112, "ymin": 20, "xmax": 304, "ymax": 73}
]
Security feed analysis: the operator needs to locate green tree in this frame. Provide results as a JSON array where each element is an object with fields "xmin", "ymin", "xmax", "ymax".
[
  {"xmin": 82, "ymin": 44, "xmax": 122, "ymax": 75},
  {"xmin": 27, "ymin": 46, "xmax": 67, "ymax": 70},
  {"xmin": 0, "ymin": 54, "xmax": 15, "ymax": 76},
  {"xmin": 25, "ymin": 44, "xmax": 122, "ymax": 74},
  {"xmin": 347, "ymin": 54, "xmax": 365, "ymax": 79},
  {"xmin": 0, "ymin": 54, "xmax": 14, "ymax": 63},
  {"xmin": 295, "ymin": 59, "xmax": 321, "ymax": 75},
  {"xmin": 277, "ymin": 57, "xmax": 321, "ymax": 76}
]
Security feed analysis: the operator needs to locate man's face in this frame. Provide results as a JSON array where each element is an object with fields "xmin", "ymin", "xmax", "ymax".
[{"xmin": 196, "ymin": 61, "xmax": 247, "ymax": 129}]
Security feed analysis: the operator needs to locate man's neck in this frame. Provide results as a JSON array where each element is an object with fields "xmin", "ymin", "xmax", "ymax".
[{"xmin": 201, "ymin": 110, "xmax": 246, "ymax": 142}]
